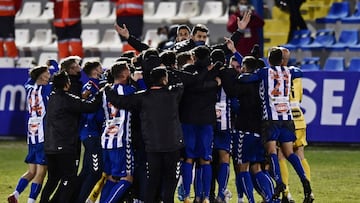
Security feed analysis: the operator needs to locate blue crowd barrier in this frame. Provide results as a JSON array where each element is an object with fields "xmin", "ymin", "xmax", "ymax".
[{"xmin": 0, "ymin": 68, "xmax": 359, "ymax": 143}]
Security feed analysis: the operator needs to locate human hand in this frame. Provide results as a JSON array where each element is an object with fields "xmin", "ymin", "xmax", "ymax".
[
  {"xmin": 114, "ymin": 23, "xmax": 130, "ymax": 39},
  {"xmin": 237, "ymin": 10, "xmax": 252, "ymax": 30},
  {"xmin": 224, "ymin": 37, "xmax": 236, "ymax": 53}
]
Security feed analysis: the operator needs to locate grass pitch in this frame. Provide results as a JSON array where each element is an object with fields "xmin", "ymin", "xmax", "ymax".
[{"xmin": 1, "ymin": 140, "xmax": 359, "ymax": 203}]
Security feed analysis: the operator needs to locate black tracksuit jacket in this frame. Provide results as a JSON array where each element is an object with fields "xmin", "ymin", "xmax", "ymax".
[
  {"xmin": 105, "ymin": 85, "xmax": 184, "ymax": 153},
  {"xmin": 44, "ymin": 89, "xmax": 101, "ymax": 154}
]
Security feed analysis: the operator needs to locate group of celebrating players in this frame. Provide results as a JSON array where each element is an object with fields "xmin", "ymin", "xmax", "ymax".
[{"xmin": 8, "ymin": 10, "xmax": 314, "ymax": 203}]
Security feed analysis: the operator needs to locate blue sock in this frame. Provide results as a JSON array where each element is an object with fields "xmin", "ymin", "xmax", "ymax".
[
  {"xmin": 269, "ymin": 153, "xmax": 282, "ymax": 184},
  {"xmin": 263, "ymin": 170, "xmax": 274, "ymax": 193},
  {"xmin": 287, "ymin": 153, "xmax": 307, "ymax": 181},
  {"xmin": 29, "ymin": 183, "xmax": 42, "ymax": 200},
  {"xmin": 181, "ymin": 162, "xmax": 193, "ymax": 197},
  {"xmin": 217, "ymin": 163, "xmax": 229, "ymax": 200},
  {"xmin": 105, "ymin": 180, "xmax": 131, "ymax": 203},
  {"xmin": 100, "ymin": 180, "xmax": 116, "ymax": 203},
  {"xmin": 235, "ymin": 172, "xmax": 244, "ymax": 199},
  {"xmin": 251, "ymin": 172, "xmax": 262, "ymax": 197},
  {"xmin": 201, "ymin": 164, "xmax": 212, "ymax": 199},
  {"xmin": 15, "ymin": 177, "xmax": 29, "ymax": 194},
  {"xmin": 238, "ymin": 172, "xmax": 255, "ymax": 203},
  {"xmin": 254, "ymin": 172, "xmax": 273, "ymax": 203},
  {"xmin": 194, "ymin": 165, "xmax": 202, "ymax": 199}
]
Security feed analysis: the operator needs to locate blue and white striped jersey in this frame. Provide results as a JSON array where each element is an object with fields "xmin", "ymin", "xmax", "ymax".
[
  {"xmin": 25, "ymin": 83, "xmax": 51, "ymax": 144},
  {"xmin": 101, "ymin": 83, "xmax": 136, "ymax": 149}
]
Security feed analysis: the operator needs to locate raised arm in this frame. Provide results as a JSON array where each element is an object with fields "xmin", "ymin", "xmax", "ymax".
[{"xmin": 114, "ymin": 23, "xmax": 150, "ymax": 52}]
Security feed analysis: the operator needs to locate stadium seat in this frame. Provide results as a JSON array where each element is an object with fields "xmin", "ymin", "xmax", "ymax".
[
  {"xmin": 323, "ymin": 57, "xmax": 345, "ymax": 71},
  {"xmin": 210, "ymin": 7, "xmax": 229, "ymax": 24},
  {"xmin": 30, "ymin": 2, "xmax": 54, "ymax": 24},
  {"xmin": 0, "ymin": 57, "xmax": 15, "ymax": 68},
  {"xmin": 98, "ymin": 6, "xmax": 116, "ymax": 24},
  {"xmin": 102, "ymin": 57, "xmax": 119, "ymax": 70},
  {"xmin": 15, "ymin": 2, "xmax": 42, "ymax": 24},
  {"xmin": 16, "ymin": 57, "xmax": 36, "ymax": 68},
  {"xmin": 167, "ymin": 0, "xmax": 199, "ymax": 24},
  {"xmin": 82, "ymin": 1, "xmax": 111, "ymax": 24},
  {"xmin": 81, "ymin": 57, "xmax": 101, "ymax": 68},
  {"xmin": 97, "ymin": 29, "xmax": 123, "ymax": 52},
  {"xmin": 341, "ymin": 2, "xmax": 360, "ymax": 23},
  {"xmin": 15, "ymin": 29, "xmax": 30, "ymax": 49},
  {"xmin": 26, "ymin": 29, "xmax": 53, "ymax": 51},
  {"xmin": 144, "ymin": 2, "xmax": 177, "ymax": 23},
  {"xmin": 315, "ymin": 1, "xmax": 350, "ymax": 23},
  {"xmin": 38, "ymin": 52, "xmax": 58, "ymax": 66},
  {"xmin": 80, "ymin": 2, "xmax": 89, "ymax": 17},
  {"xmin": 326, "ymin": 29, "xmax": 359, "ymax": 51},
  {"xmin": 300, "ymin": 29, "xmax": 335, "ymax": 50},
  {"xmin": 144, "ymin": 1, "xmax": 155, "ymax": 17},
  {"xmin": 42, "ymin": 40, "xmax": 58, "ymax": 52},
  {"xmin": 301, "ymin": 57, "xmax": 321, "ymax": 71},
  {"xmin": 282, "ymin": 29, "xmax": 312, "ymax": 50},
  {"xmin": 81, "ymin": 29, "xmax": 100, "ymax": 49},
  {"xmin": 189, "ymin": 1, "xmax": 223, "ymax": 24},
  {"xmin": 348, "ymin": 57, "xmax": 360, "ymax": 71},
  {"xmin": 288, "ymin": 58, "xmax": 298, "ymax": 67},
  {"xmin": 143, "ymin": 29, "xmax": 161, "ymax": 48}
]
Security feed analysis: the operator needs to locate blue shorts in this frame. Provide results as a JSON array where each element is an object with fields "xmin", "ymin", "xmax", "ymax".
[
  {"xmin": 25, "ymin": 143, "xmax": 47, "ymax": 165},
  {"xmin": 182, "ymin": 124, "xmax": 213, "ymax": 161},
  {"xmin": 103, "ymin": 147, "xmax": 134, "ymax": 178},
  {"xmin": 213, "ymin": 130, "xmax": 231, "ymax": 152},
  {"xmin": 232, "ymin": 131, "xmax": 265, "ymax": 164},
  {"xmin": 262, "ymin": 120, "xmax": 296, "ymax": 143}
]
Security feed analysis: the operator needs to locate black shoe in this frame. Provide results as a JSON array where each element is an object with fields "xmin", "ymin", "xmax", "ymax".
[
  {"xmin": 281, "ymin": 192, "xmax": 295, "ymax": 203},
  {"xmin": 273, "ymin": 182, "xmax": 286, "ymax": 200},
  {"xmin": 302, "ymin": 179, "xmax": 314, "ymax": 203}
]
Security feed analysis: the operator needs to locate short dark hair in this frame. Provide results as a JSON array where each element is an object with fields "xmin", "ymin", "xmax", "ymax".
[
  {"xmin": 52, "ymin": 71, "xmax": 70, "ymax": 90},
  {"xmin": 150, "ymin": 67, "xmax": 167, "ymax": 86},
  {"xmin": 83, "ymin": 61, "xmax": 101, "ymax": 76},
  {"xmin": 122, "ymin": 50, "xmax": 136, "ymax": 59},
  {"xmin": 191, "ymin": 24, "xmax": 209, "ymax": 36},
  {"xmin": 30, "ymin": 65, "xmax": 48, "ymax": 80},
  {"xmin": 60, "ymin": 56, "xmax": 81, "ymax": 72},
  {"xmin": 142, "ymin": 48, "xmax": 159, "ymax": 61},
  {"xmin": 176, "ymin": 51, "xmax": 192, "ymax": 68},
  {"xmin": 242, "ymin": 56, "xmax": 258, "ymax": 72},
  {"xmin": 210, "ymin": 49, "xmax": 225, "ymax": 64},
  {"xmin": 160, "ymin": 51, "xmax": 176, "ymax": 67},
  {"xmin": 177, "ymin": 24, "xmax": 191, "ymax": 35},
  {"xmin": 111, "ymin": 62, "xmax": 129, "ymax": 80},
  {"xmin": 268, "ymin": 47, "xmax": 283, "ymax": 66}
]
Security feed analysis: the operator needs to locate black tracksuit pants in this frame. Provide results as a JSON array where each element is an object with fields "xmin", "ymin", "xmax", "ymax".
[
  {"xmin": 145, "ymin": 150, "xmax": 180, "ymax": 203},
  {"xmin": 40, "ymin": 153, "xmax": 77, "ymax": 203}
]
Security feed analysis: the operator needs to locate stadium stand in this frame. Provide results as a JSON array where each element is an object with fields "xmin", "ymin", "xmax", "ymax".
[
  {"xmin": 26, "ymin": 29, "xmax": 53, "ymax": 51},
  {"xmin": 315, "ymin": 1, "xmax": 350, "ymax": 23},
  {"xmin": 300, "ymin": 29, "xmax": 336, "ymax": 50},
  {"xmin": 16, "ymin": 57, "xmax": 36, "ymax": 68},
  {"xmin": 341, "ymin": 2, "xmax": 360, "ymax": 23},
  {"xmin": 325, "ymin": 29, "xmax": 359, "ymax": 50},
  {"xmin": 15, "ymin": 29, "xmax": 30, "ymax": 49},
  {"xmin": 142, "ymin": 29, "xmax": 161, "ymax": 48},
  {"xmin": 167, "ymin": 0, "xmax": 199, "ymax": 24},
  {"xmin": 29, "ymin": 2, "xmax": 54, "ymax": 24},
  {"xmin": 82, "ymin": 1, "xmax": 111, "ymax": 24},
  {"xmin": 210, "ymin": 7, "xmax": 228, "ymax": 24},
  {"xmin": 15, "ymin": 2, "xmax": 42, "ymax": 24},
  {"xmin": 348, "ymin": 57, "xmax": 360, "ymax": 71},
  {"xmin": 301, "ymin": 57, "xmax": 321, "ymax": 71},
  {"xmin": 97, "ymin": 29, "xmax": 123, "ymax": 52},
  {"xmin": 189, "ymin": 1, "xmax": 223, "ymax": 24},
  {"xmin": 38, "ymin": 52, "xmax": 58, "ymax": 66},
  {"xmin": 102, "ymin": 57, "xmax": 119, "ymax": 70},
  {"xmin": 81, "ymin": 29, "xmax": 100, "ymax": 50},
  {"xmin": 323, "ymin": 57, "xmax": 345, "ymax": 71},
  {"xmin": 144, "ymin": 2, "xmax": 177, "ymax": 23},
  {"xmin": 144, "ymin": 1, "xmax": 155, "ymax": 17},
  {"xmin": 283, "ymin": 29, "xmax": 312, "ymax": 50},
  {"xmin": 0, "ymin": 57, "xmax": 15, "ymax": 68}
]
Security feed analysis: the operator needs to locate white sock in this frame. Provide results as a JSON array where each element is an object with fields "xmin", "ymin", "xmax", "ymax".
[
  {"xmin": 27, "ymin": 198, "xmax": 36, "ymax": 203},
  {"xmin": 13, "ymin": 191, "xmax": 20, "ymax": 199}
]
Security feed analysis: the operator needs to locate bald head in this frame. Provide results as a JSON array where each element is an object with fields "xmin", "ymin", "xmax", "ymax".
[{"xmin": 279, "ymin": 47, "xmax": 290, "ymax": 66}]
